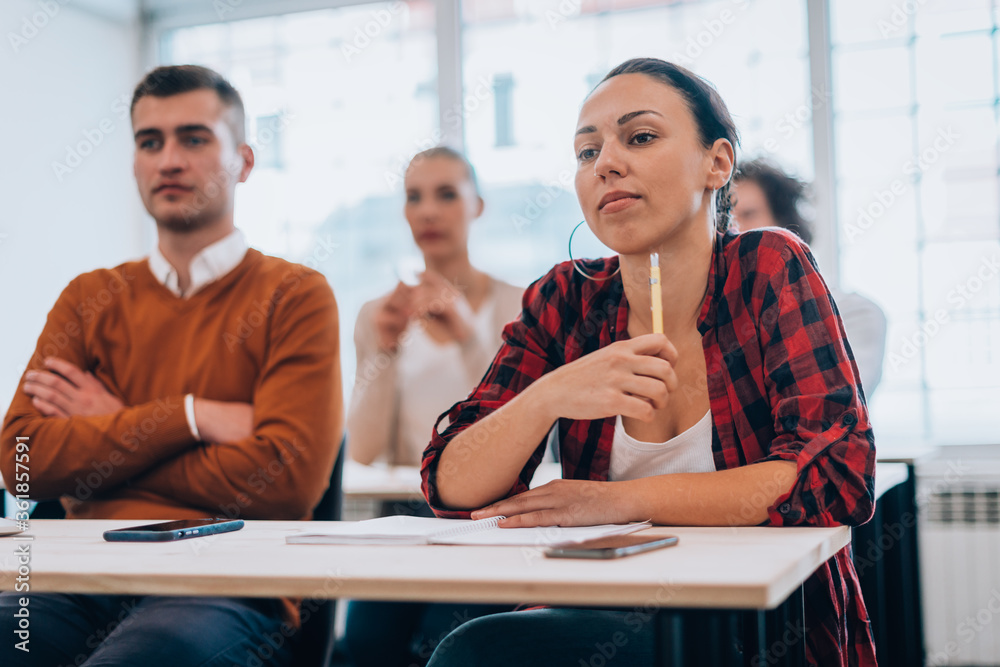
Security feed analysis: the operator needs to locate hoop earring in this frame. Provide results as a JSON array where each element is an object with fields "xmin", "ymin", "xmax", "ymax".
[{"xmin": 568, "ymin": 220, "xmax": 621, "ymax": 282}]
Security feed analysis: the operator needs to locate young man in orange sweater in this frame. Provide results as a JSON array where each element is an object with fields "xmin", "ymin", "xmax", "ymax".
[{"xmin": 0, "ymin": 66, "xmax": 342, "ymax": 666}]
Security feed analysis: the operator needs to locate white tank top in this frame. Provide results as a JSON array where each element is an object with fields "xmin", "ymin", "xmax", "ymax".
[{"xmin": 608, "ymin": 410, "xmax": 715, "ymax": 481}]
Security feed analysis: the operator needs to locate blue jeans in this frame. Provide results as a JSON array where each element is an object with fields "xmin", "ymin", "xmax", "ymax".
[
  {"xmin": 425, "ymin": 608, "xmax": 655, "ymax": 667},
  {"xmin": 0, "ymin": 592, "xmax": 293, "ymax": 666}
]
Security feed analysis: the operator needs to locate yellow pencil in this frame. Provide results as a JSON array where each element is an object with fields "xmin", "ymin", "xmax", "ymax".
[{"xmin": 650, "ymin": 253, "xmax": 663, "ymax": 334}]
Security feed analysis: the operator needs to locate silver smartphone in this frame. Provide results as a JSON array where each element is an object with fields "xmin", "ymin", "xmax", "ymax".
[{"xmin": 544, "ymin": 534, "xmax": 679, "ymax": 559}]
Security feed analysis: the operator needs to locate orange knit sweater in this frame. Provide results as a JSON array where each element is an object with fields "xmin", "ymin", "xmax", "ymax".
[
  {"xmin": 2, "ymin": 249, "xmax": 342, "ymax": 626},
  {"xmin": 1, "ymin": 250, "xmax": 342, "ymax": 623},
  {"xmin": 2, "ymin": 248, "xmax": 342, "ymax": 519}
]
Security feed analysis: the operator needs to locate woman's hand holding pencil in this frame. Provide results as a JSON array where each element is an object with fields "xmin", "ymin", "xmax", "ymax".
[{"xmin": 530, "ymin": 335, "xmax": 678, "ymax": 424}]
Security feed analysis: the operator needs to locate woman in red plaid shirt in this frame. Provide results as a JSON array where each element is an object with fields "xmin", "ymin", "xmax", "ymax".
[{"xmin": 421, "ymin": 58, "xmax": 877, "ymax": 666}]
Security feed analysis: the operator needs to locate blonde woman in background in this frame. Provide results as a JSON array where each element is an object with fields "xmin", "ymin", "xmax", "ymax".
[
  {"xmin": 348, "ymin": 146, "xmax": 522, "ymax": 470},
  {"xmin": 343, "ymin": 147, "xmax": 521, "ymax": 667}
]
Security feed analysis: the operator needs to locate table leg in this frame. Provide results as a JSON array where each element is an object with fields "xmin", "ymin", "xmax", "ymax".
[
  {"xmin": 880, "ymin": 465, "xmax": 925, "ymax": 667},
  {"xmin": 654, "ymin": 612, "xmax": 685, "ymax": 667},
  {"xmin": 654, "ymin": 586, "xmax": 807, "ymax": 667},
  {"xmin": 745, "ymin": 585, "xmax": 807, "ymax": 667},
  {"xmin": 654, "ymin": 608, "xmax": 741, "ymax": 666}
]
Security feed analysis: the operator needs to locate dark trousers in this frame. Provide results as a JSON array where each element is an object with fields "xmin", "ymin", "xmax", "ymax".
[
  {"xmin": 425, "ymin": 608, "xmax": 656, "ymax": 667},
  {"xmin": 0, "ymin": 592, "xmax": 293, "ymax": 667},
  {"xmin": 343, "ymin": 599, "xmax": 513, "ymax": 667},
  {"xmin": 342, "ymin": 500, "xmax": 512, "ymax": 667}
]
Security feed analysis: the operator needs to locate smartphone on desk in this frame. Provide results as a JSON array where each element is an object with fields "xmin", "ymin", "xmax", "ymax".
[
  {"xmin": 103, "ymin": 518, "xmax": 244, "ymax": 542},
  {"xmin": 545, "ymin": 534, "xmax": 678, "ymax": 559}
]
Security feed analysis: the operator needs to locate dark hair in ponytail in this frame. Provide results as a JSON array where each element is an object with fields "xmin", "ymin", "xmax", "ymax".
[{"xmin": 599, "ymin": 58, "xmax": 740, "ymax": 232}]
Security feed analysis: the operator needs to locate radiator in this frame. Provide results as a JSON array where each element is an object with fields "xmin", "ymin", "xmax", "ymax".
[{"xmin": 919, "ymin": 447, "xmax": 1000, "ymax": 666}]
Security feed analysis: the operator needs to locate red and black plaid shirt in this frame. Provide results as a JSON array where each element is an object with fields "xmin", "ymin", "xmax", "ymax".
[{"xmin": 421, "ymin": 228, "xmax": 877, "ymax": 666}]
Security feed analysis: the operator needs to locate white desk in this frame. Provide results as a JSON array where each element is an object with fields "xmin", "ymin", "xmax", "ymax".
[
  {"xmin": 0, "ymin": 520, "xmax": 847, "ymax": 609},
  {"xmin": 341, "ymin": 461, "xmax": 424, "ymax": 503},
  {"xmin": 0, "ymin": 520, "xmax": 847, "ymax": 666},
  {"xmin": 341, "ymin": 461, "xmax": 563, "ymax": 503}
]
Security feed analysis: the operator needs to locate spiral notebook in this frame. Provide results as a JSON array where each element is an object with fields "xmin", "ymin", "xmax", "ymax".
[{"xmin": 286, "ymin": 516, "xmax": 652, "ymax": 547}]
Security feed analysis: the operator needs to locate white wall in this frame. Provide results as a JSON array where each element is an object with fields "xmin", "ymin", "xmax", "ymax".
[{"xmin": 0, "ymin": 0, "xmax": 145, "ymax": 412}]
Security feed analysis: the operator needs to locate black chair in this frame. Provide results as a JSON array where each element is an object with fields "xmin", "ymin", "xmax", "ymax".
[
  {"xmin": 311, "ymin": 440, "xmax": 346, "ymax": 525},
  {"xmin": 29, "ymin": 497, "xmax": 66, "ymax": 519},
  {"xmin": 851, "ymin": 462, "xmax": 925, "ymax": 667},
  {"xmin": 293, "ymin": 439, "xmax": 346, "ymax": 667}
]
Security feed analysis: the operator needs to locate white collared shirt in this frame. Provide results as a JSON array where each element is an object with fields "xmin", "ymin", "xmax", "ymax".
[
  {"xmin": 147, "ymin": 228, "xmax": 249, "ymax": 440},
  {"xmin": 148, "ymin": 229, "xmax": 248, "ymax": 299}
]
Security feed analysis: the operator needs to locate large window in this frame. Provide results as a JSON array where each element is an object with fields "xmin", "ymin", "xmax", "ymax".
[
  {"xmin": 162, "ymin": 1, "xmax": 438, "ymax": 391},
  {"xmin": 460, "ymin": 0, "xmax": 812, "ymax": 286},
  {"xmin": 154, "ymin": 0, "xmax": 1000, "ymax": 445},
  {"xmin": 831, "ymin": 0, "xmax": 1000, "ymax": 445}
]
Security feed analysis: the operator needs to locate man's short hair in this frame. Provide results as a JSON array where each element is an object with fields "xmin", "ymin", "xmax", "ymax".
[{"xmin": 131, "ymin": 65, "xmax": 246, "ymax": 144}]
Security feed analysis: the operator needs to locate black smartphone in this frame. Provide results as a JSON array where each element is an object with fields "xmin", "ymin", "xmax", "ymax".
[
  {"xmin": 544, "ymin": 534, "xmax": 679, "ymax": 559},
  {"xmin": 103, "ymin": 518, "xmax": 245, "ymax": 542}
]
